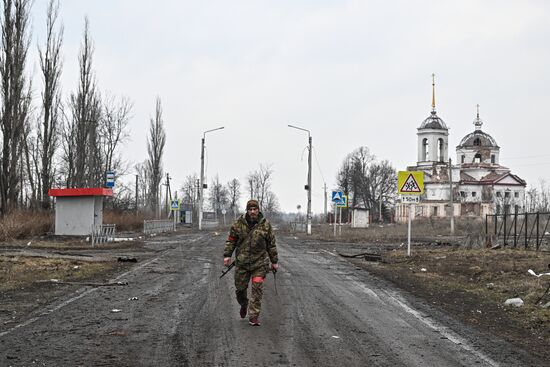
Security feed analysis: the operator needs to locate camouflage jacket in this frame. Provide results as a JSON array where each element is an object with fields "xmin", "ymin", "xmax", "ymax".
[{"xmin": 223, "ymin": 213, "xmax": 278, "ymax": 270}]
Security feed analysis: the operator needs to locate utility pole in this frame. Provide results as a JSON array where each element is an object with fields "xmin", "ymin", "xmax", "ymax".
[
  {"xmin": 165, "ymin": 173, "xmax": 171, "ymax": 216},
  {"xmin": 307, "ymin": 135, "xmax": 312, "ymax": 235},
  {"xmin": 449, "ymin": 158, "xmax": 455, "ymax": 235},
  {"xmin": 199, "ymin": 127, "xmax": 224, "ymax": 230},
  {"xmin": 324, "ymin": 183, "xmax": 327, "ymax": 221},
  {"xmin": 135, "ymin": 174, "xmax": 138, "ymax": 214},
  {"xmin": 199, "ymin": 136, "xmax": 205, "ymax": 230},
  {"xmin": 288, "ymin": 124, "xmax": 312, "ymax": 235}
]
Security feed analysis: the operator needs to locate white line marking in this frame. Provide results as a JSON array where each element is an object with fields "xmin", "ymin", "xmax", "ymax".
[
  {"xmin": 385, "ymin": 291, "xmax": 500, "ymax": 367},
  {"xmin": 320, "ymin": 249, "xmax": 337, "ymax": 257}
]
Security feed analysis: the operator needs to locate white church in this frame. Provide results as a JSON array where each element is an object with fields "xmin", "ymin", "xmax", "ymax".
[{"xmin": 396, "ymin": 78, "xmax": 526, "ymax": 223}]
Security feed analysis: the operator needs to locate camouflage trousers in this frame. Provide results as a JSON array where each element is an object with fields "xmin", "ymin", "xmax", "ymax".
[{"xmin": 234, "ymin": 265, "xmax": 269, "ymax": 318}]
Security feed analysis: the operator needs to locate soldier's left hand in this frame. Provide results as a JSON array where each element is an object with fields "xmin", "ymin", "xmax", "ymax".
[{"xmin": 271, "ymin": 263, "xmax": 279, "ymax": 272}]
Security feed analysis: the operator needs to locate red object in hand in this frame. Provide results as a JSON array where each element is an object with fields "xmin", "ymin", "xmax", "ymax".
[
  {"xmin": 271, "ymin": 263, "xmax": 279, "ymax": 271},
  {"xmin": 223, "ymin": 257, "xmax": 231, "ymax": 267}
]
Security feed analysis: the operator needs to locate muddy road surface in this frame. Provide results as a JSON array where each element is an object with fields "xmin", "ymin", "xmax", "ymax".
[{"xmin": 0, "ymin": 232, "xmax": 544, "ymax": 366}]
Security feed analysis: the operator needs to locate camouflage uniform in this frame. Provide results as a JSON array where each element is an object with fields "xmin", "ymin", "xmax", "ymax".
[{"xmin": 224, "ymin": 212, "xmax": 278, "ymax": 319}]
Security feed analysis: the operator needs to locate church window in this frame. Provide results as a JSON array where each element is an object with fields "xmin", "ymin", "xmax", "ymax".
[
  {"xmin": 474, "ymin": 153, "xmax": 482, "ymax": 163},
  {"xmin": 491, "ymin": 154, "xmax": 495, "ymax": 163},
  {"xmin": 472, "ymin": 192, "xmax": 477, "ymax": 197},
  {"xmin": 460, "ymin": 191, "xmax": 465, "ymax": 197},
  {"xmin": 504, "ymin": 204, "xmax": 510, "ymax": 214},
  {"xmin": 514, "ymin": 192, "xmax": 519, "ymax": 198},
  {"xmin": 514, "ymin": 205, "xmax": 519, "ymax": 214},
  {"xmin": 496, "ymin": 205, "xmax": 501, "ymax": 214},
  {"xmin": 437, "ymin": 138, "xmax": 444, "ymax": 162},
  {"xmin": 496, "ymin": 191, "xmax": 502, "ymax": 197},
  {"xmin": 461, "ymin": 155, "xmax": 465, "ymax": 163},
  {"xmin": 422, "ymin": 138, "xmax": 429, "ymax": 161},
  {"xmin": 432, "ymin": 206, "xmax": 438, "ymax": 216},
  {"xmin": 474, "ymin": 138, "xmax": 481, "ymax": 146},
  {"xmin": 504, "ymin": 191, "xmax": 510, "ymax": 198}
]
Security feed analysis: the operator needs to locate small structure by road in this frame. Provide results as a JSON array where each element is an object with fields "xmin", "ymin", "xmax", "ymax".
[{"xmin": 48, "ymin": 188, "xmax": 113, "ymax": 236}]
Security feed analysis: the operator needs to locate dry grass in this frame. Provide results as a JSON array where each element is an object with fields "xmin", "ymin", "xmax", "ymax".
[
  {"xmin": 0, "ymin": 210, "xmax": 53, "ymax": 242},
  {"xmin": 287, "ymin": 217, "xmax": 487, "ymax": 244},
  {"xmin": 103, "ymin": 210, "xmax": 148, "ymax": 232},
  {"xmin": 0, "ymin": 256, "xmax": 114, "ymax": 292}
]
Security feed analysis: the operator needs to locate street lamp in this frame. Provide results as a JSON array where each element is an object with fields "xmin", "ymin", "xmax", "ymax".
[
  {"xmin": 288, "ymin": 124, "xmax": 312, "ymax": 235},
  {"xmin": 199, "ymin": 126, "xmax": 224, "ymax": 230}
]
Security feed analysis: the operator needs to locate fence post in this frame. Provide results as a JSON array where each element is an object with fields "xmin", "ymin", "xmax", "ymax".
[
  {"xmin": 525, "ymin": 212, "xmax": 529, "ymax": 249},
  {"xmin": 485, "ymin": 214, "xmax": 488, "ymax": 244},
  {"xmin": 514, "ymin": 211, "xmax": 518, "ymax": 248},
  {"xmin": 536, "ymin": 212, "xmax": 540, "ymax": 250},
  {"xmin": 503, "ymin": 213, "xmax": 508, "ymax": 247}
]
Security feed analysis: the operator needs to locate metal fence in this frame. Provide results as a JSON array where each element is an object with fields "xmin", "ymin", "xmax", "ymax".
[
  {"xmin": 485, "ymin": 212, "xmax": 550, "ymax": 250},
  {"xmin": 143, "ymin": 219, "xmax": 175, "ymax": 234},
  {"xmin": 91, "ymin": 224, "xmax": 116, "ymax": 246}
]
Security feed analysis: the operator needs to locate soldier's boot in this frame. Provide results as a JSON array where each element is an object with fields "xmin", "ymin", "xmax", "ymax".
[{"xmin": 248, "ymin": 316, "xmax": 260, "ymax": 326}]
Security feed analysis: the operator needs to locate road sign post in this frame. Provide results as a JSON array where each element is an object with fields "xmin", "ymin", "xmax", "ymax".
[
  {"xmin": 397, "ymin": 171, "xmax": 425, "ymax": 256},
  {"xmin": 332, "ymin": 191, "xmax": 344, "ymax": 237}
]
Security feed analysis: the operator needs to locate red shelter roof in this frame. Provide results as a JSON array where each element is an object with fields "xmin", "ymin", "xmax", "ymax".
[{"xmin": 48, "ymin": 188, "xmax": 113, "ymax": 197}]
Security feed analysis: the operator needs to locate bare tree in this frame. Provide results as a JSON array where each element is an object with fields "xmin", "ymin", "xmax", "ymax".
[
  {"xmin": 208, "ymin": 174, "xmax": 228, "ymax": 216},
  {"xmin": 336, "ymin": 147, "xmax": 396, "ymax": 220},
  {"xmin": 226, "ymin": 178, "xmax": 240, "ymax": 216},
  {"xmin": 246, "ymin": 164, "xmax": 273, "ymax": 208},
  {"xmin": 0, "ymin": 0, "xmax": 32, "ymax": 214},
  {"xmin": 134, "ymin": 161, "xmax": 150, "ymax": 210},
  {"xmin": 181, "ymin": 173, "xmax": 198, "ymax": 207},
  {"xmin": 100, "ymin": 93, "xmax": 132, "ymax": 172},
  {"xmin": 64, "ymin": 17, "xmax": 102, "ymax": 188},
  {"xmin": 36, "ymin": 0, "xmax": 63, "ymax": 208},
  {"xmin": 146, "ymin": 97, "xmax": 165, "ymax": 215},
  {"xmin": 246, "ymin": 164, "xmax": 279, "ymax": 216}
]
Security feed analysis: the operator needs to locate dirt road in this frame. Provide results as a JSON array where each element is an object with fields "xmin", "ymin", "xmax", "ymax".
[{"xmin": 0, "ymin": 232, "xmax": 545, "ymax": 366}]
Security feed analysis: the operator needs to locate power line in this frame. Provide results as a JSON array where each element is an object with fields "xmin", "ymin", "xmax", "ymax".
[{"xmin": 312, "ymin": 146, "xmax": 326, "ymax": 184}]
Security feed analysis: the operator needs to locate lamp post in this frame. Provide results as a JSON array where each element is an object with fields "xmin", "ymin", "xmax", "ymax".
[
  {"xmin": 199, "ymin": 126, "xmax": 224, "ymax": 230},
  {"xmin": 288, "ymin": 124, "xmax": 312, "ymax": 235}
]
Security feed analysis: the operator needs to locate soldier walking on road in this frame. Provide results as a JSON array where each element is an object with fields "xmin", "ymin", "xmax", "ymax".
[{"xmin": 223, "ymin": 199, "xmax": 278, "ymax": 326}]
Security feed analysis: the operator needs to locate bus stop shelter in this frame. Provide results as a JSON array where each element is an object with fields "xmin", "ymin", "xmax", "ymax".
[{"xmin": 48, "ymin": 188, "xmax": 113, "ymax": 236}]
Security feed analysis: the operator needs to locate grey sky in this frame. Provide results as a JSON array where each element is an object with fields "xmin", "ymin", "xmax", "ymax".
[{"xmin": 28, "ymin": 0, "xmax": 550, "ymax": 213}]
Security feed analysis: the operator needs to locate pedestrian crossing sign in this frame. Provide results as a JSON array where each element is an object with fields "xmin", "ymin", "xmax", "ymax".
[
  {"xmin": 332, "ymin": 191, "xmax": 344, "ymax": 204},
  {"xmin": 397, "ymin": 171, "xmax": 424, "ymax": 195},
  {"xmin": 170, "ymin": 200, "xmax": 180, "ymax": 211}
]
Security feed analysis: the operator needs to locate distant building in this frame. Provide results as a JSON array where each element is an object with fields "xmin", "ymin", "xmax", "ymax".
[{"xmin": 396, "ymin": 77, "xmax": 526, "ymax": 222}]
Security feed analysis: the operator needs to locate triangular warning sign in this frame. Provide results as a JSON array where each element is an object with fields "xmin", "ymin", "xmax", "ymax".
[{"xmin": 400, "ymin": 174, "xmax": 421, "ymax": 193}]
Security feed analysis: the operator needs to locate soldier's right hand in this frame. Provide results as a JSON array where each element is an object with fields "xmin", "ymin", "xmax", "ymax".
[{"xmin": 223, "ymin": 257, "xmax": 231, "ymax": 267}]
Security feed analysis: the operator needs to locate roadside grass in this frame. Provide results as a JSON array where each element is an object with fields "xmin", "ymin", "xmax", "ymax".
[
  {"xmin": 0, "ymin": 256, "xmax": 114, "ymax": 292},
  {"xmin": 286, "ymin": 217, "xmax": 486, "ymax": 244},
  {"xmin": 362, "ymin": 247, "xmax": 550, "ymax": 354},
  {"xmin": 0, "ymin": 210, "xmax": 53, "ymax": 242},
  {"xmin": 103, "ymin": 210, "xmax": 147, "ymax": 232}
]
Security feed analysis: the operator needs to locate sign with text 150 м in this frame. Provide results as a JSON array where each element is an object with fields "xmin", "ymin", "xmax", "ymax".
[{"xmin": 397, "ymin": 171, "xmax": 424, "ymax": 204}]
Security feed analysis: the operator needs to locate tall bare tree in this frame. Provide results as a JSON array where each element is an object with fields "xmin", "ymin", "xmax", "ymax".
[
  {"xmin": 100, "ymin": 93, "xmax": 132, "ymax": 173},
  {"xmin": 226, "ymin": 178, "xmax": 240, "ymax": 216},
  {"xmin": 0, "ymin": 0, "xmax": 32, "ymax": 214},
  {"xmin": 181, "ymin": 173, "xmax": 198, "ymax": 206},
  {"xmin": 146, "ymin": 97, "xmax": 165, "ymax": 215},
  {"xmin": 336, "ymin": 146, "xmax": 396, "ymax": 220},
  {"xmin": 208, "ymin": 174, "xmax": 228, "ymax": 216},
  {"xmin": 63, "ymin": 17, "xmax": 102, "ymax": 188},
  {"xmin": 35, "ymin": 0, "xmax": 63, "ymax": 208},
  {"xmin": 246, "ymin": 164, "xmax": 279, "ymax": 216}
]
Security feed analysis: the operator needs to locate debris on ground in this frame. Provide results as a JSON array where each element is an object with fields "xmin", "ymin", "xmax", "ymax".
[
  {"xmin": 110, "ymin": 309, "xmax": 122, "ymax": 313},
  {"xmin": 128, "ymin": 297, "xmax": 139, "ymax": 301},
  {"xmin": 504, "ymin": 298, "xmax": 524, "ymax": 307},
  {"xmin": 117, "ymin": 256, "xmax": 137, "ymax": 262},
  {"xmin": 486, "ymin": 283, "xmax": 495, "ymax": 290}
]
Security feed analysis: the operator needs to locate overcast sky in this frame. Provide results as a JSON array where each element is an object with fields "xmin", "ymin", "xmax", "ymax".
[{"xmin": 28, "ymin": 0, "xmax": 550, "ymax": 214}]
